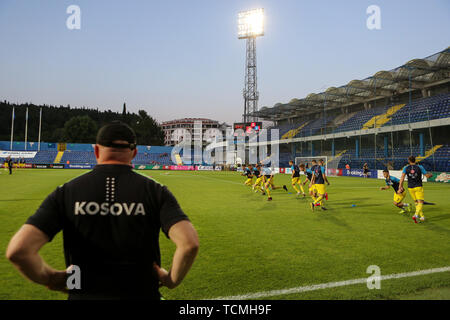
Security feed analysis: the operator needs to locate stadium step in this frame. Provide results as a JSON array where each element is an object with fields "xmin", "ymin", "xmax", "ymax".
[
  {"xmin": 362, "ymin": 104, "xmax": 406, "ymax": 129},
  {"xmin": 281, "ymin": 121, "xmax": 310, "ymax": 139},
  {"xmin": 174, "ymin": 153, "xmax": 183, "ymax": 165},
  {"xmin": 53, "ymin": 151, "xmax": 65, "ymax": 163},
  {"xmin": 326, "ymin": 150, "xmax": 347, "ymax": 164},
  {"xmin": 416, "ymin": 145, "xmax": 443, "ymax": 163}
]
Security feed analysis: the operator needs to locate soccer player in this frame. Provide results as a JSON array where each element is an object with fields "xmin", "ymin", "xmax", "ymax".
[
  {"xmin": 289, "ymin": 160, "xmax": 305, "ymax": 197},
  {"xmin": 363, "ymin": 163, "xmax": 369, "ymax": 178},
  {"xmin": 252, "ymin": 164, "xmax": 265, "ymax": 194},
  {"xmin": 399, "ymin": 156, "xmax": 433, "ymax": 223},
  {"xmin": 310, "ymin": 159, "xmax": 330, "ymax": 211},
  {"xmin": 318, "ymin": 159, "xmax": 329, "ymax": 201},
  {"xmin": 262, "ymin": 166, "xmax": 274, "ymax": 201},
  {"xmin": 263, "ymin": 165, "xmax": 287, "ymax": 193},
  {"xmin": 241, "ymin": 164, "xmax": 254, "ymax": 186},
  {"xmin": 379, "ymin": 169, "xmax": 411, "ymax": 214},
  {"xmin": 300, "ymin": 163, "xmax": 316, "ymax": 201}
]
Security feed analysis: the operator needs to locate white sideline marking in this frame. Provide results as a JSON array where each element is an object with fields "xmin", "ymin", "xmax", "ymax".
[{"xmin": 209, "ymin": 266, "xmax": 450, "ymax": 300}]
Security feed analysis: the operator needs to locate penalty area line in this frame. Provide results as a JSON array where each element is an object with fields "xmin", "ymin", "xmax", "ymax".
[{"xmin": 208, "ymin": 266, "xmax": 450, "ymax": 300}]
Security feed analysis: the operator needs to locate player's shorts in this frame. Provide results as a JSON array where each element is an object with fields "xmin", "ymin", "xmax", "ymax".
[
  {"xmin": 393, "ymin": 190, "xmax": 406, "ymax": 203},
  {"xmin": 291, "ymin": 177, "xmax": 300, "ymax": 185},
  {"xmin": 254, "ymin": 177, "xmax": 264, "ymax": 186},
  {"xmin": 308, "ymin": 185, "xmax": 315, "ymax": 194},
  {"xmin": 244, "ymin": 178, "xmax": 253, "ymax": 186},
  {"xmin": 314, "ymin": 184, "xmax": 326, "ymax": 195},
  {"xmin": 408, "ymin": 186, "xmax": 424, "ymax": 201},
  {"xmin": 265, "ymin": 175, "xmax": 273, "ymax": 185}
]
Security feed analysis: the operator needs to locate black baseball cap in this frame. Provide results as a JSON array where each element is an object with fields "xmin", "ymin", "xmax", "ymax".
[{"xmin": 96, "ymin": 121, "xmax": 137, "ymax": 150}]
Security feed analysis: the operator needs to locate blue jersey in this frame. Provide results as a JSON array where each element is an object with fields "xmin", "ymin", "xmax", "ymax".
[
  {"xmin": 244, "ymin": 168, "xmax": 253, "ymax": 178},
  {"xmin": 402, "ymin": 164, "xmax": 427, "ymax": 188},
  {"xmin": 311, "ymin": 165, "xmax": 325, "ymax": 184},
  {"xmin": 305, "ymin": 168, "xmax": 313, "ymax": 181},
  {"xmin": 291, "ymin": 165, "xmax": 300, "ymax": 177},
  {"xmin": 253, "ymin": 168, "xmax": 261, "ymax": 177},
  {"xmin": 385, "ymin": 176, "xmax": 400, "ymax": 192}
]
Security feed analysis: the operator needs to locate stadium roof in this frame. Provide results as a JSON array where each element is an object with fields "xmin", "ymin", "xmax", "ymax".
[{"xmin": 253, "ymin": 47, "xmax": 450, "ymax": 121}]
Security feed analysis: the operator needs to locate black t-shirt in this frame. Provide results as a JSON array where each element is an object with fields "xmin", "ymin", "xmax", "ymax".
[
  {"xmin": 311, "ymin": 165, "xmax": 325, "ymax": 184},
  {"xmin": 291, "ymin": 165, "xmax": 300, "ymax": 178},
  {"xmin": 385, "ymin": 176, "xmax": 401, "ymax": 193},
  {"xmin": 26, "ymin": 164, "xmax": 189, "ymax": 300},
  {"xmin": 305, "ymin": 169, "xmax": 313, "ymax": 181},
  {"xmin": 7, "ymin": 159, "xmax": 13, "ymax": 167},
  {"xmin": 402, "ymin": 164, "xmax": 426, "ymax": 188}
]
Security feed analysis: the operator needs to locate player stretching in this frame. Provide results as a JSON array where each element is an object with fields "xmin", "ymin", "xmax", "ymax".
[
  {"xmin": 310, "ymin": 159, "xmax": 330, "ymax": 211},
  {"xmin": 289, "ymin": 160, "xmax": 306, "ymax": 197},
  {"xmin": 379, "ymin": 169, "xmax": 411, "ymax": 214},
  {"xmin": 399, "ymin": 156, "xmax": 432, "ymax": 223},
  {"xmin": 242, "ymin": 164, "xmax": 254, "ymax": 186}
]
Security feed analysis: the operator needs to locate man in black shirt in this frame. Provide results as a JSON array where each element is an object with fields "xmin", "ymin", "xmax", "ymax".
[
  {"xmin": 6, "ymin": 121, "xmax": 199, "ymax": 299},
  {"xmin": 363, "ymin": 163, "xmax": 369, "ymax": 178},
  {"xmin": 7, "ymin": 156, "xmax": 13, "ymax": 175}
]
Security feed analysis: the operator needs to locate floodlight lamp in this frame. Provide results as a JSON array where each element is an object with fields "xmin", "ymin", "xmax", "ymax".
[{"xmin": 238, "ymin": 8, "xmax": 264, "ymax": 39}]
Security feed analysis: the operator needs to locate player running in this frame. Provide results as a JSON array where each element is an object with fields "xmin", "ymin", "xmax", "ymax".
[
  {"xmin": 262, "ymin": 166, "xmax": 274, "ymax": 201},
  {"xmin": 399, "ymin": 156, "xmax": 433, "ymax": 223},
  {"xmin": 379, "ymin": 169, "xmax": 411, "ymax": 214},
  {"xmin": 310, "ymin": 159, "xmax": 330, "ymax": 211},
  {"xmin": 252, "ymin": 164, "xmax": 265, "ymax": 194},
  {"xmin": 263, "ymin": 164, "xmax": 287, "ymax": 193},
  {"xmin": 289, "ymin": 160, "xmax": 306, "ymax": 197},
  {"xmin": 300, "ymin": 163, "xmax": 316, "ymax": 201},
  {"xmin": 241, "ymin": 164, "xmax": 254, "ymax": 186},
  {"xmin": 318, "ymin": 159, "xmax": 329, "ymax": 202}
]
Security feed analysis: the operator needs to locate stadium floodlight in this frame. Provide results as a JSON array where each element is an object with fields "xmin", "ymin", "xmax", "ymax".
[
  {"xmin": 238, "ymin": 8, "xmax": 264, "ymax": 124},
  {"xmin": 238, "ymin": 8, "xmax": 264, "ymax": 39}
]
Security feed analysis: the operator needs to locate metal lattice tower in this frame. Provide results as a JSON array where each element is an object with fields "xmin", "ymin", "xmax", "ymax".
[
  {"xmin": 243, "ymin": 36, "xmax": 259, "ymax": 123},
  {"xmin": 238, "ymin": 8, "xmax": 264, "ymax": 123}
]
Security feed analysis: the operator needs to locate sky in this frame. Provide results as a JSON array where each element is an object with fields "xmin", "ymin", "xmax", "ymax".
[{"xmin": 0, "ymin": 0, "xmax": 449, "ymax": 125}]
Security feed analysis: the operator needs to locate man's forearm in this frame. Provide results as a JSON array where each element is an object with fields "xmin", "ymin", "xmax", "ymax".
[
  {"xmin": 168, "ymin": 245, "xmax": 198, "ymax": 288},
  {"xmin": 9, "ymin": 253, "xmax": 55, "ymax": 286}
]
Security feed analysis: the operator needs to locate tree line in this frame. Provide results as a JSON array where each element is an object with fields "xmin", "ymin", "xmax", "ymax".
[{"xmin": 0, "ymin": 101, "xmax": 164, "ymax": 146}]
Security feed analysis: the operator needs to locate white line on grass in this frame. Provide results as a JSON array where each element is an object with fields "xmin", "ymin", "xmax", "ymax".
[{"xmin": 209, "ymin": 266, "xmax": 450, "ymax": 300}]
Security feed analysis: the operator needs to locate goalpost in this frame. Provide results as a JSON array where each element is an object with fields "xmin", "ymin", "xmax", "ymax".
[{"xmin": 295, "ymin": 156, "xmax": 328, "ymax": 173}]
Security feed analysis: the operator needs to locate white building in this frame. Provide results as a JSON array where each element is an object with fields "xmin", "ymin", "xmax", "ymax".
[{"xmin": 161, "ymin": 118, "xmax": 230, "ymax": 147}]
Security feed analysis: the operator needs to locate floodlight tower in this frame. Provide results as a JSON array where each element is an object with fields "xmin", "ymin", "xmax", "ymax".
[{"xmin": 238, "ymin": 8, "xmax": 264, "ymax": 123}]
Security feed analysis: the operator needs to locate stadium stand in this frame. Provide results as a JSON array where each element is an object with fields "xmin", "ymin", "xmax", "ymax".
[
  {"xmin": 1, "ymin": 142, "xmax": 173, "ymax": 166},
  {"xmin": 278, "ymin": 93, "xmax": 449, "ymax": 139},
  {"xmin": 254, "ymin": 48, "xmax": 450, "ymax": 173},
  {"xmin": 29, "ymin": 151, "xmax": 58, "ymax": 164}
]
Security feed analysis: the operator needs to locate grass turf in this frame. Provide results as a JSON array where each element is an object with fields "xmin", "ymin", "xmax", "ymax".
[{"xmin": 0, "ymin": 168, "xmax": 449, "ymax": 300}]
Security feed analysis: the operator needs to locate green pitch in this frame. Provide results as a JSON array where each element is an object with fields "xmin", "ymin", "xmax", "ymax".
[{"xmin": 1, "ymin": 168, "xmax": 449, "ymax": 300}]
